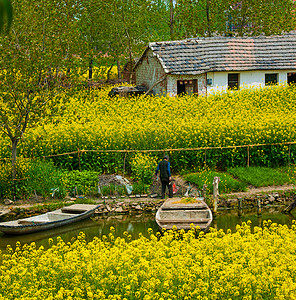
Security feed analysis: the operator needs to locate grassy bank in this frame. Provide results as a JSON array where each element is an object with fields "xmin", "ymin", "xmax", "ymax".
[{"xmin": 1, "ymin": 156, "xmax": 295, "ymax": 200}]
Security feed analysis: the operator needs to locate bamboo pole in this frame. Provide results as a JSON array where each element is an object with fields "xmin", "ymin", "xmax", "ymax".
[{"xmin": 1, "ymin": 141, "xmax": 296, "ymax": 161}]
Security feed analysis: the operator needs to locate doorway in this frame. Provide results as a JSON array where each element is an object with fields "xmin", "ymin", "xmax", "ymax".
[
  {"xmin": 288, "ymin": 73, "xmax": 296, "ymax": 85},
  {"xmin": 177, "ymin": 79, "xmax": 197, "ymax": 95}
]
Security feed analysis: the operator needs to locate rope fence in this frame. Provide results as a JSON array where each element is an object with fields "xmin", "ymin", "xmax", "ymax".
[{"xmin": 1, "ymin": 141, "xmax": 296, "ymax": 168}]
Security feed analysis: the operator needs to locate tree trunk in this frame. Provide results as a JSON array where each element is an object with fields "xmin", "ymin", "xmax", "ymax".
[
  {"xmin": 11, "ymin": 137, "xmax": 18, "ymax": 180},
  {"xmin": 106, "ymin": 63, "xmax": 114, "ymax": 83},
  {"xmin": 170, "ymin": 0, "xmax": 174, "ymax": 40},
  {"xmin": 206, "ymin": 0, "xmax": 211, "ymax": 37},
  {"xmin": 117, "ymin": 60, "xmax": 121, "ymax": 81},
  {"xmin": 88, "ymin": 59, "xmax": 93, "ymax": 80}
]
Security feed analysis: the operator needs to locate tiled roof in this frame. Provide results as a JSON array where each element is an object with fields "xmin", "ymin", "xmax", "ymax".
[{"xmin": 141, "ymin": 32, "xmax": 296, "ymax": 75}]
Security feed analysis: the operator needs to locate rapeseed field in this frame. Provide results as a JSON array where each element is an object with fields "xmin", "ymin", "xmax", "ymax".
[
  {"xmin": 1, "ymin": 84, "xmax": 296, "ymax": 170},
  {"xmin": 0, "ymin": 221, "xmax": 296, "ymax": 299}
]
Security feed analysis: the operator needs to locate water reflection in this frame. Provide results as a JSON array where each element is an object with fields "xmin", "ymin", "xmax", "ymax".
[
  {"xmin": 0, "ymin": 213, "xmax": 159, "ymax": 252},
  {"xmin": 0, "ymin": 208, "xmax": 295, "ymax": 252},
  {"xmin": 214, "ymin": 207, "xmax": 295, "ymax": 232}
]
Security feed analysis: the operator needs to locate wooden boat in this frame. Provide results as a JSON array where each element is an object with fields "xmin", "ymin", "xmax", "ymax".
[
  {"xmin": 155, "ymin": 197, "xmax": 213, "ymax": 232},
  {"xmin": 0, "ymin": 204, "xmax": 100, "ymax": 235}
]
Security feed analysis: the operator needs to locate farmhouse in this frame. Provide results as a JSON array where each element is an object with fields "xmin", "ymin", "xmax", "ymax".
[{"xmin": 134, "ymin": 31, "xmax": 296, "ymax": 96}]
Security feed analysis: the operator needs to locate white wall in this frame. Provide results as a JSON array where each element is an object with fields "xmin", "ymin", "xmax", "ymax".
[
  {"xmin": 206, "ymin": 70, "xmax": 296, "ymax": 95},
  {"xmin": 167, "ymin": 74, "xmax": 207, "ymax": 97}
]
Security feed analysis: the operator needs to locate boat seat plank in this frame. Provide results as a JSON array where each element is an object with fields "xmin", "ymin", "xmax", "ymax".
[
  {"xmin": 18, "ymin": 220, "xmax": 47, "ymax": 225},
  {"xmin": 61, "ymin": 204, "xmax": 98, "ymax": 214},
  {"xmin": 157, "ymin": 218, "xmax": 211, "ymax": 224},
  {"xmin": 161, "ymin": 207, "xmax": 208, "ymax": 211},
  {"xmin": 47, "ymin": 212, "xmax": 77, "ymax": 221},
  {"xmin": 161, "ymin": 198, "xmax": 208, "ymax": 210}
]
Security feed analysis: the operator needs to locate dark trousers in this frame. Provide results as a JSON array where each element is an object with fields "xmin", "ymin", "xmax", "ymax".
[{"xmin": 161, "ymin": 178, "xmax": 173, "ymax": 199}]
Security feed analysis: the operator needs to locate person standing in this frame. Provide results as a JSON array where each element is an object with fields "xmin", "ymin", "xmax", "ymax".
[{"xmin": 155, "ymin": 155, "xmax": 173, "ymax": 199}]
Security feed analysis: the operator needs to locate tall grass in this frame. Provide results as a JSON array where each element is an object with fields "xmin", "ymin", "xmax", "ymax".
[{"xmin": 228, "ymin": 166, "xmax": 294, "ymax": 187}]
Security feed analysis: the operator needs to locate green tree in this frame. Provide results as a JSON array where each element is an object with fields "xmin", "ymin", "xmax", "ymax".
[
  {"xmin": 144, "ymin": 0, "xmax": 296, "ymax": 40},
  {"xmin": 176, "ymin": 0, "xmax": 231, "ymax": 38},
  {"xmin": 229, "ymin": 0, "xmax": 296, "ymax": 36},
  {"xmin": 0, "ymin": 0, "xmax": 79, "ymax": 181},
  {"xmin": 78, "ymin": 0, "xmax": 155, "ymax": 81},
  {"xmin": 0, "ymin": 0, "xmax": 12, "ymax": 33}
]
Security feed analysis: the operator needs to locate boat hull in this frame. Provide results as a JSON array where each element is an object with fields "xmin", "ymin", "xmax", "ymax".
[
  {"xmin": 0, "ymin": 204, "xmax": 100, "ymax": 235},
  {"xmin": 155, "ymin": 198, "xmax": 213, "ymax": 232}
]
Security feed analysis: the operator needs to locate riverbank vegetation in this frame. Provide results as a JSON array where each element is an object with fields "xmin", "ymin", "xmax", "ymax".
[
  {"xmin": 1, "ymin": 158, "xmax": 295, "ymax": 200},
  {"xmin": 1, "ymin": 221, "xmax": 296, "ymax": 299}
]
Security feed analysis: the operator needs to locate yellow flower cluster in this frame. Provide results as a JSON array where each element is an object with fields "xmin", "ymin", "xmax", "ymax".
[
  {"xmin": 1, "ymin": 221, "xmax": 296, "ymax": 299},
  {"xmin": 130, "ymin": 153, "xmax": 157, "ymax": 184},
  {"xmin": 0, "ymin": 84, "xmax": 296, "ymax": 168},
  {"xmin": 80, "ymin": 66, "xmax": 118, "ymax": 80}
]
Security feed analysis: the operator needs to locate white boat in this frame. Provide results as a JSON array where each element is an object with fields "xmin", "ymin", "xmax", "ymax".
[
  {"xmin": 156, "ymin": 197, "xmax": 213, "ymax": 232},
  {"xmin": 0, "ymin": 204, "xmax": 100, "ymax": 235}
]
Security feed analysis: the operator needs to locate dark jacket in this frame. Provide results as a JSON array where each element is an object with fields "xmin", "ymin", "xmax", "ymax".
[{"xmin": 155, "ymin": 160, "xmax": 171, "ymax": 180}]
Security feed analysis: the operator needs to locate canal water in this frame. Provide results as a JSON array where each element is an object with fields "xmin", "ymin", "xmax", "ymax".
[{"xmin": 0, "ymin": 207, "xmax": 295, "ymax": 252}]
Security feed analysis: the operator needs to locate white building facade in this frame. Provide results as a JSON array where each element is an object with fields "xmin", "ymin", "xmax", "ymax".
[{"xmin": 134, "ymin": 32, "xmax": 296, "ymax": 97}]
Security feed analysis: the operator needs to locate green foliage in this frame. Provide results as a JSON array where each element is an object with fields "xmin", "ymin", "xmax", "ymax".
[
  {"xmin": 132, "ymin": 182, "xmax": 149, "ymax": 195},
  {"xmin": 228, "ymin": 167, "xmax": 294, "ymax": 187},
  {"xmin": 98, "ymin": 183, "xmax": 126, "ymax": 196},
  {"xmin": 184, "ymin": 170, "xmax": 248, "ymax": 194},
  {"xmin": 0, "ymin": 157, "xmax": 31, "ymax": 199},
  {"xmin": 27, "ymin": 160, "xmax": 66, "ymax": 199},
  {"xmin": 63, "ymin": 170, "xmax": 99, "ymax": 196},
  {"xmin": 0, "ymin": 159, "xmax": 66, "ymax": 199},
  {"xmin": 130, "ymin": 153, "xmax": 157, "ymax": 185},
  {"xmin": 0, "ymin": 0, "xmax": 13, "ymax": 34},
  {"xmin": 0, "ymin": 160, "xmax": 12, "ymax": 197},
  {"xmin": 74, "ymin": 198, "xmax": 96, "ymax": 204}
]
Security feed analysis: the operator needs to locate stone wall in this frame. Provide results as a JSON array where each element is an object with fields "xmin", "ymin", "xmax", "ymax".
[{"xmin": 135, "ymin": 49, "xmax": 167, "ymax": 95}]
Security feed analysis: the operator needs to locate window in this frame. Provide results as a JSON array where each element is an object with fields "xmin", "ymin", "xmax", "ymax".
[
  {"xmin": 265, "ymin": 73, "xmax": 278, "ymax": 85},
  {"xmin": 228, "ymin": 73, "xmax": 239, "ymax": 89},
  {"xmin": 288, "ymin": 73, "xmax": 296, "ymax": 85},
  {"xmin": 177, "ymin": 79, "xmax": 197, "ymax": 95}
]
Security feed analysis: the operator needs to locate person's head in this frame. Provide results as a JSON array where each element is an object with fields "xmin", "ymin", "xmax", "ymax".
[{"xmin": 163, "ymin": 155, "xmax": 169, "ymax": 161}]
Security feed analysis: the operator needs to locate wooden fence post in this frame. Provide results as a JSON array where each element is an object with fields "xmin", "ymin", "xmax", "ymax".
[
  {"xmin": 289, "ymin": 144, "xmax": 291, "ymax": 167},
  {"xmin": 256, "ymin": 195, "xmax": 262, "ymax": 216},
  {"xmin": 213, "ymin": 176, "xmax": 220, "ymax": 216},
  {"xmin": 247, "ymin": 146, "xmax": 250, "ymax": 167},
  {"xmin": 238, "ymin": 197, "xmax": 243, "ymax": 217},
  {"xmin": 78, "ymin": 149, "xmax": 81, "ymax": 172},
  {"xmin": 123, "ymin": 151, "xmax": 127, "ymax": 175},
  {"xmin": 202, "ymin": 184, "xmax": 207, "ymax": 200}
]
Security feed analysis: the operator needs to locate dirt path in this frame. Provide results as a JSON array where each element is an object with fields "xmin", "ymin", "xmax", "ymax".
[{"xmin": 224, "ymin": 184, "xmax": 296, "ymax": 198}]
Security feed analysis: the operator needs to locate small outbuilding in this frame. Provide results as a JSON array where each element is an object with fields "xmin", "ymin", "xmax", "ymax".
[{"xmin": 134, "ymin": 32, "xmax": 296, "ymax": 96}]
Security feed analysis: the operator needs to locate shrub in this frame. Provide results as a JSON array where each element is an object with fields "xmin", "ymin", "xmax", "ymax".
[
  {"xmin": 0, "ymin": 159, "xmax": 66, "ymax": 200},
  {"xmin": 132, "ymin": 182, "xmax": 149, "ymax": 195},
  {"xmin": 27, "ymin": 160, "xmax": 66, "ymax": 199},
  {"xmin": 63, "ymin": 170, "xmax": 99, "ymax": 196},
  {"xmin": 0, "ymin": 158, "xmax": 31, "ymax": 199},
  {"xmin": 184, "ymin": 170, "xmax": 248, "ymax": 194}
]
